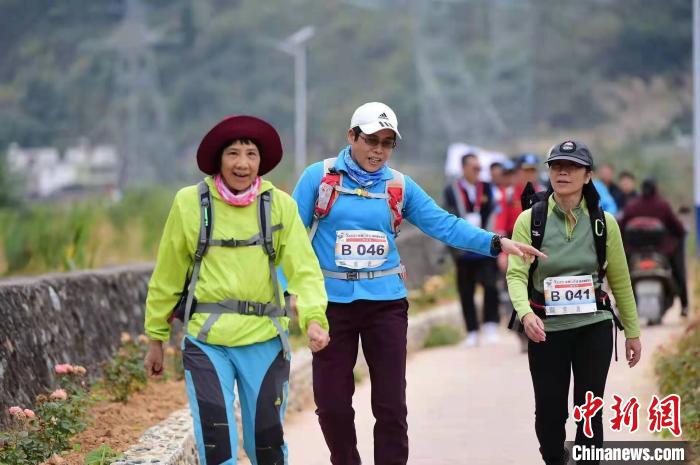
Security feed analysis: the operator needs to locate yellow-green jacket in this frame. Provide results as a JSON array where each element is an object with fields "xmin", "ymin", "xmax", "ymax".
[
  {"xmin": 145, "ymin": 177, "xmax": 329, "ymax": 346},
  {"xmin": 507, "ymin": 195, "xmax": 641, "ymax": 339}
]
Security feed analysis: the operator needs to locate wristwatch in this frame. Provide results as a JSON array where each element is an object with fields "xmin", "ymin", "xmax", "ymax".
[{"xmin": 490, "ymin": 234, "xmax": 503, "ymax": 254}]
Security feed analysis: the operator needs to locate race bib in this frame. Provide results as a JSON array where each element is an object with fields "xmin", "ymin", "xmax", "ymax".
[
  {"xmin": 543, "ymin": 275, "xmax": 597, "ymax": 316},
  {"xmin": 335, "ymin": 230, "xmax": 389, "ymax": 269},
  {"xmin": 464, "ymin": 212, "xmax": 482, "ymax": 228}
]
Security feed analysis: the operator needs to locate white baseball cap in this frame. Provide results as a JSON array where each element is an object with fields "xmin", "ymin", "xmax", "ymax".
[{"xmin": 349, "ymin": 102, "xmax": 402, "ymax": 139}]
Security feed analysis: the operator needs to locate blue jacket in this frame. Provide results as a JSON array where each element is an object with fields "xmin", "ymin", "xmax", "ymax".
[
  {"xmin": 292, "ymin": 149, "xmax": 497, "ymax": 303},
  {"xmin": 593, "ymin": 179, "xmax": 618, "ymax": 215}
]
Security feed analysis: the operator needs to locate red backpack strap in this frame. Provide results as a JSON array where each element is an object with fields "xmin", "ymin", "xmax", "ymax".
[
  {"xmin": 309, "ymin": 157, "xmax": 341, "ymax": 241},
  {"xmin": 386, "ymin": 168, "xmax": 405, "ymax": 236}
]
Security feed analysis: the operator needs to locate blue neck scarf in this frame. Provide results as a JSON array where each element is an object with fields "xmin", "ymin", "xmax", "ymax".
[{"xmin": 341, "ymin": 146, "xmax": 387, "ymax": 188}]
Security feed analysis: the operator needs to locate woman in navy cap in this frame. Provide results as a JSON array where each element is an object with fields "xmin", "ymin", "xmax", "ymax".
[{"xmin": 507, "ymin": 140, "xmax": 642, "ymax": 465}]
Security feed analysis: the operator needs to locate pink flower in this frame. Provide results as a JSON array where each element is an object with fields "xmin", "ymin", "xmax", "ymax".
[
  {"xmin": 50, "ymin": 389, "xmax": 68, "ymax": 401},
  {"xmin": 23, "ymin": 409, "xmax": 36, "ymax": 419},
  {"xmin": 54, "ymin": 364, "xmax": 74, "ymax": 375},
  {"xmin": 8, "ymin": 406, "xmax": 22, "ymax": 415},
  {"xmin": 8, "ymin": 407, "xmax": 26, "ymax": 420}
]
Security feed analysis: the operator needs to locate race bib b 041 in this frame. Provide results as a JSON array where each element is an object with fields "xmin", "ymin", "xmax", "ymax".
[
  {"xmin": 335, "ymin": 230, "xmax": 389, "ymax": 270},
  {"xmin": 543, "ymin": 275, "xmax": 598, "ymax": 316}
]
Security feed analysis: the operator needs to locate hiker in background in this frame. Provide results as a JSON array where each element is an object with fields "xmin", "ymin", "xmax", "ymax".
[
  {"xmin": 617, "ymin": 170, "xmax": 638, "ymax": 211},
  {"xmin": 515, "ymin": 153, "xmax": 546, "ymax": 193},
  {"xmin": 143, "ymin": 115, "xmax": 329, "ymax": 465},
  {"xmin": 291, "ymin": 101, "xmax": 545, "ymax": 465},
  {"xmin": 443, "ymin": 153, "xmax": 500, "ymax": 347},
  {"xmin": 597, "ymin": 162, "xmax": 625, "ymax": 212},
  {"xmin": 507, "ymin": 140, "xmax": 641, "ymax": 465},
  {"xmin": 592, "ymin": 165, "xmax": 619, "ymax": 215}
]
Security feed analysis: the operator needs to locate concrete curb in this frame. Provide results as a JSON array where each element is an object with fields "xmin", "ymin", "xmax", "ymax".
[{"xmin": 112, "ymin": 302, "xmax": 463, "ymax": 465}]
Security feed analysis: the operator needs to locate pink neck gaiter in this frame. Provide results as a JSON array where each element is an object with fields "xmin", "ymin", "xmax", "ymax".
[{"xmin": 214, "ymin": 174, "xmax": 261, "ymax": 207}]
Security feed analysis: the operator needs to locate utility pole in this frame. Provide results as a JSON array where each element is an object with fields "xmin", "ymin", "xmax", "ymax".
[
  {"xmin": 695, "ymin": 0, "xmax": 700, "ymax": 255},
  {"xmin": 278, "ymin": 26, "xmax": 315, "ymax": 177}
]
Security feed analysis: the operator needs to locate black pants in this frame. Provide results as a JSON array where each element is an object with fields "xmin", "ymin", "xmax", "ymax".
[
  {"xmin": 313, "ymin": 299, "xmax": 409, "ymax": 465},
  {"xmin": 669, "ymin": 241, "xmax": 688, "ymax": 307},
  {"xmin": 455, "ymin": 257, "xmax": 499, "ymax": 332},
  {"xmin": 528, "ymin": 320, "xmax": 613, "ymax": 465}
]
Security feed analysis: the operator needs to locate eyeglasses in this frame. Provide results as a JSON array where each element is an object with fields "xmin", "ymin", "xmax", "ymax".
[{"xmin": 359, "ymin": 134, "xmax": 396, "ymax": 150}]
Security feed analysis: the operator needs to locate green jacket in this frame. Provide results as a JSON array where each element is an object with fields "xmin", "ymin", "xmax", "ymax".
[
  {"xmin": 145, "ymin": 177, "xmax": 329, "ymax": 346},
  {"xmin": 506, "ymin": 195, "xmax": 641, "ymax": 338}
]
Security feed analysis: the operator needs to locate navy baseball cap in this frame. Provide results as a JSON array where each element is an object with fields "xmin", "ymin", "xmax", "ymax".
[
  {"xmin": 545, "ymin": 140, "xmax": 593, "ymax": 167},
  {"xmin": 517, "ymin": 153, "xmax": 539, "ymax": 168}
]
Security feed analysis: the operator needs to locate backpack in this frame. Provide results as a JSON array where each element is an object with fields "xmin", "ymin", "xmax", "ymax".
[
  {"xmin": 170, "ymin": 180, "xmax": 290, "ymax": 356},
  {"xmin": 308, "ymin": 157, "xmax": 405, "ymax": 241},
  {"xmin": 507, "ymin": 182, "xmax": 624, "ymax": 338}
]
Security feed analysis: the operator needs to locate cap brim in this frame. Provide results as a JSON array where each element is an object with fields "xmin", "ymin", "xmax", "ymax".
[
  {"xmin": 358, "ymin": 122, "xmax": 402, "ymax": 139},
  {"xmin": 545, "ymin": 155, "xmax": 591, "ymax": 166}
]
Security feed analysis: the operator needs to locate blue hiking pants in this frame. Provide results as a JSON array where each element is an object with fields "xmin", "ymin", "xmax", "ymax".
[{"xmin": 183, "ymin": 335, "xmax": 290, "ymax": 465}]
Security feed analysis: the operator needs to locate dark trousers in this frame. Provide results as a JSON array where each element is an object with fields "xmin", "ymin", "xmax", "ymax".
[
  {"xmin": 528, "ymin": 320, "xmax": 613, "ymax": 465},
  {"xmin": 669, "ymin": 241, "xmax": 688, "ymax": 307},
  {"xmin": 455, "ymin": 257, "xmax": 500, "ymax": 332},
  {"xmin": 313, "ymin": 299, "xmax": 409, "ymax": 465}
]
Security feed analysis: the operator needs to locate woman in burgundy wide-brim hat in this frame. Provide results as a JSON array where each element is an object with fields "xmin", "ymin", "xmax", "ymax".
[{"xmin": 144, "ymin": 115, "xmax": 330, "ymax": 464}]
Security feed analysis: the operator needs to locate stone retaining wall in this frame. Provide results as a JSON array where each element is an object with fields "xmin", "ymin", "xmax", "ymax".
[
  {"xmin": 0, "ymin": 224, "xmax": 446, "ymax": 425},
  {"xmin": 113, "ymin": 302, "xmax": 464, "ymax": 465},
  {"xmin": 0, "ymin": 264, "xmax": 153, "ymax": 420}
]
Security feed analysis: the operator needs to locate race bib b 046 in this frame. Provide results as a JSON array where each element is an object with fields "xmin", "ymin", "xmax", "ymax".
[
  {"xmin": 543, "ymin": 275, "xmax": 598, "ymax": 316},
  {"xmin": 335, "ymin": 230, "xmax": 389, "ymax": 270}
]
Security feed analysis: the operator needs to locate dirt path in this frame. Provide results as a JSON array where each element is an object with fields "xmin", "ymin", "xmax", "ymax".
[{"xmin": 283, "ymin": 303, "xmax": 688, "ymax": 465}]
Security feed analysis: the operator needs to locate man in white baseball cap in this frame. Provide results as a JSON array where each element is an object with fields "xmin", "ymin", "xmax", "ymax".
[
  {"xmin": 290, "ymin": 101, "xmax": 545, "ymax": 465},
  {"xmin": 350, "ymin": 101, "xmax": 402, "ymax": 139}
]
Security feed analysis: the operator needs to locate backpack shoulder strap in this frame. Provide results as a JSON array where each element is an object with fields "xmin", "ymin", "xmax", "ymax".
[
  {"xmin": 257, "ymin": 188, "xmax": 290, "ymax": 356},
  {"xmin": 386, "ymin": 168, "xmax": 405, "ymax": 236},
  {"xmin": 309, "ymin": 157, "xmax": 341, "ymax": 241},
  {"xmin": 183, "ymin": 180, "xmax": 213, "ymax": 327},
  {"xmin": 530, "ymin": 196, "xmax": 548, "ymax": 252},
  {"xmin": 589, "ymin": 203, "xmax": 608, "ymax": 283},
  {"xmin": 258, "ymin": 190, "xmax": 275, "ymax": 259},
  {"xmin": 508, "ymin": 195, "xmax": 548, "ymax": 332}
]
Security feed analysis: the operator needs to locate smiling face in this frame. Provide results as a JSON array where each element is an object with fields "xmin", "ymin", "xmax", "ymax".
[
  {"xmin": 347, "ymin": 128, "xmax": 396, "ymax": 172},
  {"xmin": 219, "ymin": 140, "xmax": 261, "ymax": 192},
  {"xmin": 548, "ymin": 160, "xmax": 591, "ymax": 196}
]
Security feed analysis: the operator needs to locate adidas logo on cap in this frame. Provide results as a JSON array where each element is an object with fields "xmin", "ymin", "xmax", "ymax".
[{"xmin": 378, "ymin": 112, "xmax": 389, "ymax": 120}]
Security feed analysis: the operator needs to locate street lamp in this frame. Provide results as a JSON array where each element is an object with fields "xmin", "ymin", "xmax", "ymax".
[
  {"xmin": 278, "ymin": 26, "xmax": 315, "ymax": 177},
  {"xmin": 694, "ymin": 0, "xmax": 700, "ymax": 256}
]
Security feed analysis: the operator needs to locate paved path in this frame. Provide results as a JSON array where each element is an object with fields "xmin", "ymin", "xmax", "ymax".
[{"xmin": 284, "ymin": 303, "xmax": 688, "ymax": 465}]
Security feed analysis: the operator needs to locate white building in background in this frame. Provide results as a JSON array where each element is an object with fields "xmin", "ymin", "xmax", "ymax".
[{"xmin": 7, "ymin": 141, "xmax": 120, "ymax": 199}]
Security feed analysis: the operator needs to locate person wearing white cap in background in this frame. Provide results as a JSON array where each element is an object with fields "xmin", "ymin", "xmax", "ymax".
[{"xmin": 289, "ymin": 101, "xmax": 546, "ymax": 465}]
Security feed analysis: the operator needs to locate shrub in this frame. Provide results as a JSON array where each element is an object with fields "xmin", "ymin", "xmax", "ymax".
[
  {"xmin": 423, "ymin": 324, "xmax": 462, "ymax": 348},
  {"xmin": 0, "ymin": 364, "xmax": 90, "ymax": 465},
  {"xmin": 654, "ymin": 317, "xmax": 700, "ymax": 459},
  {"xmin": 101, "ymin": 333, "xmax": 148, "ymax": 402}
]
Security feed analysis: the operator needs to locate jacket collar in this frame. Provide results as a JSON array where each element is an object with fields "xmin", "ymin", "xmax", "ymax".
[{"xmin": 333, "ymin": 147, "xmax": 395, "ymax": 181}]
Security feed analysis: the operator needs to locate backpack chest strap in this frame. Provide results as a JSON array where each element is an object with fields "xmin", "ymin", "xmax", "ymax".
[
  {"xmin": 208, "ymin": 224, "xmax": 283, "ymax": 248},
  {"xmin": 334, "ymin": 185, "xmax": 390, "ymax": 199}
]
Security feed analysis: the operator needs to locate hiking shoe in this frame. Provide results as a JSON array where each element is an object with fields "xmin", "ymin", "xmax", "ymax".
[
  {"xmin": 483, "ymin": 322, "xmax": 500, "ymax": 344},
  {"xmin": 462, "ymin": 331, "xmax": 479, "ymax": 348}
]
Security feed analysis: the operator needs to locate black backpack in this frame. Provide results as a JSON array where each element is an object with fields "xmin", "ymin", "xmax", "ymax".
[{"xmin": 507, "ymin": 182, "xmax": 623, "ymax": 336}]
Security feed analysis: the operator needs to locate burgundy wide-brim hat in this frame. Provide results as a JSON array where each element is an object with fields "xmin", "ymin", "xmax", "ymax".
[{"xmin": 196, "ymin": 115, "xmax": 283, "ymax": 175}]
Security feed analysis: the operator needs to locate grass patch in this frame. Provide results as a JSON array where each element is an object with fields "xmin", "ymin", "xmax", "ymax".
[{"xmin": 423, "ymin": 324, "xmax": 463, "ymax": 348}]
